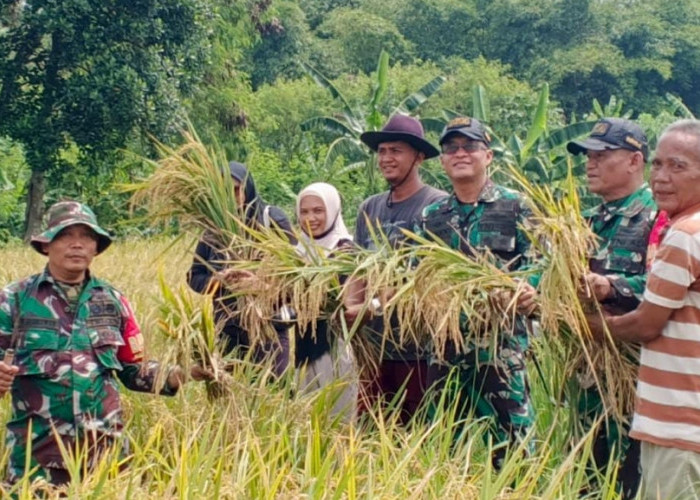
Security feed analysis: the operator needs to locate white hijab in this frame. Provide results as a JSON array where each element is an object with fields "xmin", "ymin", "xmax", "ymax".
[{"xmin": 296, "ymin": 182, "xmax": 352, "ymax": 253}]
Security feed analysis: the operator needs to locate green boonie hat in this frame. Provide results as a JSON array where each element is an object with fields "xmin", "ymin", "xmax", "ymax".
[{"xmin": 30, "ymin": 201, "xmax": 112, "ymax": 255}]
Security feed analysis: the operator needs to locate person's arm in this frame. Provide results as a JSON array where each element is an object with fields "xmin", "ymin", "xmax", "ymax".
[
  {"xmin": 0, "ymin": 288, "xmax": 19, "ymax": 397},
  {"xmin": 585, "ymin": 205, "xmax": 657, "ymax": 311},
  {"xmin": 514, "ymin": 199, "xmax": 539, "ymax": 314},
  {"xmin": 606, "ymin": 223, "xmax": 699, "ymax": 342},
  {"xmin": 187, "ymin": 236, "xmax": 220, "ymax": 294},
  {"xmin": 606, "ymin": 300, "xmax": 673, "ymax": 343},
  {"xmin": 583, "ymin": 272, "xmax": 646, "ymax": 313}
]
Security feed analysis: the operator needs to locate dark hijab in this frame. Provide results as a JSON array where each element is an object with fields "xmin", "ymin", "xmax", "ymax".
[{"xmin": 228, "ymin": 161, "xmax": 295, "ymax": 241}]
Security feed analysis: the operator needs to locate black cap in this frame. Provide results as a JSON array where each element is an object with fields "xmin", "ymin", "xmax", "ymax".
[
  {"xmin": 567, "ymin": 117, "xmax": 649, "ymax": 161},
  {"xmin": 439, "ymin": 117, "xmax": 491, "ymax": 146}
]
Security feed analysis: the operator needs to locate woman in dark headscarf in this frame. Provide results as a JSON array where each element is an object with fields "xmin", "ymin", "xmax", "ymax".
[{"xmin": 187, "ymin": 161, "xmax": 295, "ymax": 376}]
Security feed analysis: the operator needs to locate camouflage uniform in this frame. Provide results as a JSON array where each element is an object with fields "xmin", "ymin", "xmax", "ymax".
[
  {"xmin": 574, "ymin": 184, "xmax": 656, "ymax": 498},
  {"xmin": 0, "ymin": 201, "xmax": 178, "ymax": 485},
  {"xmin": 0, "ymin": 270, "xmax": 177, "ymax": 484},
  {"xmin": 418, "ymin": 179, "xmax": 534, "ymax": 467}
]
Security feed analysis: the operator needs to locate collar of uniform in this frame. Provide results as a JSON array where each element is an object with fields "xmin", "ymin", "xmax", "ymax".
[
  {"xmin": 38, "ymin": 266, "xmax": 97, "ymax": 290},
  {"xmin": 450, "ymin": 178, "xmax": 499, "ymax": 208},
  {"xmin": 583, "ymin": 183, "xmax": 651, "ymax": 219}
]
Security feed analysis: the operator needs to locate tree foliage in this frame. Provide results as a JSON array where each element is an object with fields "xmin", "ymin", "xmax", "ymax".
[{"xmin": 0, "ymin": 0, "xmax": 211, "ymax": 237}]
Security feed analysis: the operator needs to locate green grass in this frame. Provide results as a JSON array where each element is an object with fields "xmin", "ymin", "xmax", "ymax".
[{"xmin": 0, "ymin": 238, "xmax": 625, "ymax": 499}]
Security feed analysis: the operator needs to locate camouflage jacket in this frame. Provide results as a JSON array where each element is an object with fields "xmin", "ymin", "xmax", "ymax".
[
  {"xmin": 418, "ymin": 180, "xmax": 532, "ymax": 270},
  {"xmin": 584, "ymin": 184, "xmax": 657, "ymax": 312},
  {"xmin": 0, "ymin": 268, "xmax": 177, "ymax": 482},
  {"xmin": 417, "ymin": 180, "xmax": 533, "ymax": 353}
]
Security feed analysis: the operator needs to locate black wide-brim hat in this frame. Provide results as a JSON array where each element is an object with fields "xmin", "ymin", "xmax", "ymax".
[{"xmin": 360, "ymin": 114, "xmax": 440, "ymax": 159}]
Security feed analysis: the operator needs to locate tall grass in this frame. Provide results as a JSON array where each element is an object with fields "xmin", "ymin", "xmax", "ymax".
[{"xmin": 0, "ymin": 239, "xmax": 627, "ymax": 499}]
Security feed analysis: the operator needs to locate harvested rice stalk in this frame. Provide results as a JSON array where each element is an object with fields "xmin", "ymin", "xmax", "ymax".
[
  {"xmin": 127, "ymin": 127, "xmax": 247, "ymax": 245},
  {"xmin": 155, "ymin": 272, "xmax": 233, "ymax": 398},
  {"xmin": 396, "ymin": 232, "xmax": 533, "ymax": 359},
  {"xmin": 510, "ymin": 165, "xmax": 637, "ymax": 420}
]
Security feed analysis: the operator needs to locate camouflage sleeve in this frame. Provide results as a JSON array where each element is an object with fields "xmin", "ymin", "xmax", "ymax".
[
  {"xmin": 0, "ymin": 287, "xmax": 14, "ymax": 355},
  {"xmin": 113, "ymin": 290, "xmax": 178, "ymax": 396},
  {"xmin": 117, "ymin": 361, "xmax": 179, "ymax": 396}
]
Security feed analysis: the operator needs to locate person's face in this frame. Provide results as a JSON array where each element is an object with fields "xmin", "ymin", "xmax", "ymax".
[
  {"xmin": 376, "ymin": 141, "xmax": 423, "ymax": 185},
  {"xmin": 41, "ymin": 224, "xmax": 98, "ymax": 281},
  {"xmin": 439, "ymin": 136, "xmax": 492, "ymax": 184},
  {"xmin": 233, "ymin": 179, "xmax": 245, "ymax": 208},
  {"xmin": 585, "ymin": 148, "xmax": 641, "ymax": 201},
  {"xmin": 651, "ymin": 131, "xmax": 700, "ymax": 217},
  {"xmin": 298, "ymin": 195, "xmax": 327, "ymax": 238}
]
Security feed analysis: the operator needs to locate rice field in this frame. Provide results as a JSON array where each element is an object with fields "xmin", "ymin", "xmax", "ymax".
[{"xmin": 0, "ymin": 237, "xmax": 625, "ymax": 499}]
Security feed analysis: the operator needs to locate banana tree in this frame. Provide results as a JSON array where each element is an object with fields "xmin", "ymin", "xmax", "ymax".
[{"xmin": 300, "ymin": 50, "xmax": 446, "ymax": 196}]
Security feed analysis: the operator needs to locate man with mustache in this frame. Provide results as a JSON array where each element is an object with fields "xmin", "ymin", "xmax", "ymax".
[
  {"xmin": 0, "ymin": 201, "xmax": 203, "ymax": 485},
  {"xmin": 566, "ymin": 117, "xmax": 657, "ymax": 499},
  {"xmin": 346, "ymin": 113, "xmax": 447, "ymax": 423}
]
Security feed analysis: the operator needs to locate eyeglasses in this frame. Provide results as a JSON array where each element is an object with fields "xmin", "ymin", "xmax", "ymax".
[{"xmin": 441, "ymin": 142, "xmax": 487, "ymax": 155}]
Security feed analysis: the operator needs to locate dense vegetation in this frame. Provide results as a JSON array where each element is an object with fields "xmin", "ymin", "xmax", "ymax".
[{"xmin": 2, "ymin": 0, "xmax": 699, "ymax": 238}]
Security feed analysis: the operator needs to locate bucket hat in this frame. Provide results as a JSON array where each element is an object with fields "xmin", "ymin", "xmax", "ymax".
[{"xmin": 30, "ymin": 201, "xmax": 112, "ymax": 255}]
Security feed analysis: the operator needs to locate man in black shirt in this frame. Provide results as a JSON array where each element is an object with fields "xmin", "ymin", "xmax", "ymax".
[{"xmin": 346, "ymin": 113, "xmax": 446, "ymax": 423}]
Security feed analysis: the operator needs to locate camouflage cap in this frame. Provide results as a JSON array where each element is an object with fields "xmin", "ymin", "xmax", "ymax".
[
  {"xmin": 567, "ymin": 117, "xmax": 649, "ymax": 161},
  {"xmin": 439, "ymin": 116, "xmax": 492, "ymax": 146},
  {"xmin": 30, "ymin": 201, "xmax": 112, "ymax": 255}
]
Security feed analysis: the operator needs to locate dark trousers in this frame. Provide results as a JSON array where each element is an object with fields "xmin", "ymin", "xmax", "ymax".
[{"xmin": 358, "ymin": 359, "xmax": 428, "ymax": 425}]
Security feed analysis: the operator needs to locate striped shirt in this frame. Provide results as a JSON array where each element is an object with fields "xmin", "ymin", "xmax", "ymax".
[{"xmin": 631, "ymin": 209, "xmax": 700, "ymax": 452}]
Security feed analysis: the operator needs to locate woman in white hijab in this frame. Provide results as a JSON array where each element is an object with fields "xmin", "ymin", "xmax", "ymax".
[
  {"xmin": 295, "ymin": 182, "xmax": 358, "ymax": 421},
  {"xmin": 296, "ymin": 182, "xmax": 352, "ymax": 255}
]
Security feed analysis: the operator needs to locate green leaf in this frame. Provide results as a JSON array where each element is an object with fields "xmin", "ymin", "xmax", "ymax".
[
  {"xmin": 368, "ymin": 50, "xmax": 389, "ymax": 116},
  {"xmin": 544, "ymin": 121, "xmax": 597, "ymax": 151},
  {"xmin": 301, "ymin": 117, "xmax": 359, "ymax": 138},
  {"xmin": 421, "ymin": 117, "xmax": 446, "ymax": 135},
  {"xmin": 592, "ymin": 98, "xmax": 604, "ymax": 117},
  {"xmin": 521, "ymin": 83, "xmax": 549, "ymax": 159},
  {"xmin": 471, "ymin": 84, "xmax": 490, "ymax": 122},
  {"xmin": 666, "ymin": 93, "xmax": 696, "ymax": 119},
  {"xmin": 395, "ymin": 75, "xmax": 446, "ymax": 113},
  {"xmin": 324, "ymin": 136, "xmax": 367, "ymax": 170},
  {"xmin": 300, "ymin": 61, "xmax": 356, "ymax": 120}
]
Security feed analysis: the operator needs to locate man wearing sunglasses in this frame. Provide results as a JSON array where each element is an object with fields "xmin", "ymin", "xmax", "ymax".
[
  {"xmin": 567, "ymin": 117, "xmax": 656, "ymax": 499},
  {"xmin": 418, "ymin": 116, "xmax": 536, "ymax": 468}
]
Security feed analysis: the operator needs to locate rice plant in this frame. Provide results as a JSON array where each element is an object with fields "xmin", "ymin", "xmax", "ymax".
[
  {"xmin": 510, "ymin": 164, "xmax": 637, "ymax": 422},
  {"xmin": 0, "ymin": 238, "xmax": 628, "ymax": 499}
]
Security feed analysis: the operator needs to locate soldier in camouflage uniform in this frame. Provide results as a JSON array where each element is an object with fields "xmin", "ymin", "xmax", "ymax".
[
  {"xmin": 567, "ymin": 118, "xmax": 657, "ymax": 499},
  {"xmin": 417, "ymin": 117, "xmax": 537, "ymax": 468},
  {"xmin": 0, "ymin": 201, "xmax": 199, "ymax": 485}
]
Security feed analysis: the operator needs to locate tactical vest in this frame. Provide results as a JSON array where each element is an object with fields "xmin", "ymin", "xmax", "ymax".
[
  {"xmin": 427, "ymin": 198, "xmax": 521, "ymax": 267},
  {"xmin": 588, "ymin": 206, "xmax": 655, "ymax": 277}
]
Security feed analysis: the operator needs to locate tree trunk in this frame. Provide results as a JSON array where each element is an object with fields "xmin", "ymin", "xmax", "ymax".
[{"xmin": 23, "ymin": 169, "xmax": 45, "ymax": 241}]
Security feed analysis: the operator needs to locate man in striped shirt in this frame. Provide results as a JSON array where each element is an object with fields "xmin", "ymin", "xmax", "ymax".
[{"xmin": 604, "ymin": 119, "xmax": 700, "ymax": 499}]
